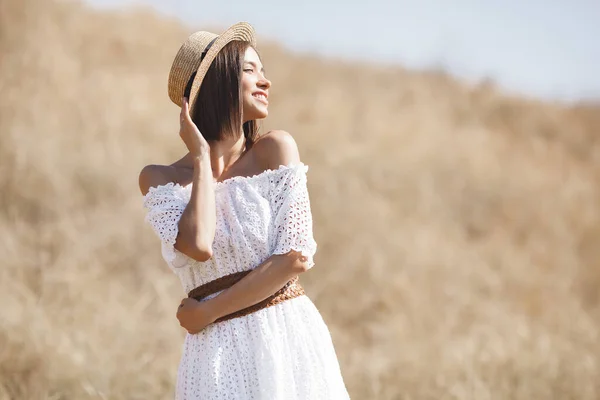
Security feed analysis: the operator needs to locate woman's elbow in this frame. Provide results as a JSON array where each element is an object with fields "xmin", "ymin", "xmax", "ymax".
[
  {"xmin": 286, "ymin": 251, "xmax": 313, "ymax": 274},
  {"xmin": 292, "ymin": 263, "xmax": 311, "ymax": 274},
  {"xmin": 190, "ymin": 247, "xmax": 213, "ymax": 262},
  {"xmin": 176, "ymin": 240, "xmax": 213, "ymax": 262}
]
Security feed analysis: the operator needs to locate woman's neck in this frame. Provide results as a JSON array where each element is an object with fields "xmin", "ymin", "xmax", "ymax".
[
  {"xmin": 179, "ymin": 130, "xmax": 246, "ymax": 179},
  {"xmin": 205, "ymin": 132, "xmax": 246, "ymax": 179}
]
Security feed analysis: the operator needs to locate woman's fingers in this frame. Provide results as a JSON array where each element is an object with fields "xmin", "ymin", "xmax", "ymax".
[
  {"xmin": 180, "ymin": 97, "xmax": 187, "ymax": 124},
  {"xmin": 182, "ymin": 97, "xmax": 192, "ymax": 122},
  {"xmin": 178, "ymin": 97, "xmax": 209, "ymax": 156}
]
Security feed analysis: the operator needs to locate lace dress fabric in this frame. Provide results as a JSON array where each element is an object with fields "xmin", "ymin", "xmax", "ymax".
[{"xmin": 143, "ymin": 163, "xmax": 350, "ymax": 400}]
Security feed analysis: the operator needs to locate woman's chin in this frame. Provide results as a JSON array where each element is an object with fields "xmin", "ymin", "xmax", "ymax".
[{"xmin": 245, "ymin": 108, "xmax": 268, "ymax": 121}]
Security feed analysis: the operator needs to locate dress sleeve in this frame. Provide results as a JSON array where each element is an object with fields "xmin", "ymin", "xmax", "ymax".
[
  {"xmin": 142, "ymin": 183, "xmax": 187, "ymax": 264},
  {"xmin": 269, "ymin": 164, "xmax": 318, "ymax": 268}
]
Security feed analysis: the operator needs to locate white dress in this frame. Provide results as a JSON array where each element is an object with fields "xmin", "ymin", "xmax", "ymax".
[{"xmin": 143, "ymin": 163, "xmax": 350, "ymax": 400}]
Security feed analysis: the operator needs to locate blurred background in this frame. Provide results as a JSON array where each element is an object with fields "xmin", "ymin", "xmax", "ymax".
[{"xmin": 1, "ymin": 0, "xmax": 599, "ymax": 398}]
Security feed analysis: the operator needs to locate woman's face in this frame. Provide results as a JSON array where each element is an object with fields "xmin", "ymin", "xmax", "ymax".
[{"xmin": 241, "ymin": 46, "xmax": 271, "ymax": 122}]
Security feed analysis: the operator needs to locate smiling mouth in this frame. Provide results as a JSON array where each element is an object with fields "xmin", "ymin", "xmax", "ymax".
[{"xmin": 252, "ymin": 93, "xmax": 268, "ymax": 104}]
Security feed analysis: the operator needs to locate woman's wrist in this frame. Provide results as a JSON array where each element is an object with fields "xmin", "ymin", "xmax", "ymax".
[
  {"xmin": 192, "ymin": 152, "xmax": 210, "ymax": 177},
  {"xmin": 199, "ymin": 298, "xmax": 222, "ymax": 322},
  {"xmin": 192, "ymin": 149, "xmax": 208, "ymax": 164}
]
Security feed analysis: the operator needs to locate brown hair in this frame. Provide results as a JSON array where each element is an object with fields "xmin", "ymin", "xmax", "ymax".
[{"xmin": 187, "ymin": 40, "xmax": 258, "ymax": 149}]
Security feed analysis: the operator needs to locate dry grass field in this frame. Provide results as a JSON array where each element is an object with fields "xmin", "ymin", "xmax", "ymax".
[{"xmin": 1, "ymin": 0, "xmax": 599, "ymax": 398}]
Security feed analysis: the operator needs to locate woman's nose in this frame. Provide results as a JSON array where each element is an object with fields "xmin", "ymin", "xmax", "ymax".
[{"xmin": 258, "ymin": 76, "xmax": 271, "ymax": 90}]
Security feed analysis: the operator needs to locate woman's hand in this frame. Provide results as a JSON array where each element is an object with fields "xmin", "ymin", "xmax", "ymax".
[
  {"xmin": 179, "ymin": 97, "xmax": 209, "ymax": 158},
  {"xmin": 176, "ymin": 298, "xmax": 217, "ymax": 334}
]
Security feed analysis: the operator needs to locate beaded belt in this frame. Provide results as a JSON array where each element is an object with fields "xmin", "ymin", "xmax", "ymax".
[{"xmin": 187, "ymin": 270, "xmax": 305, "ymax": 323}]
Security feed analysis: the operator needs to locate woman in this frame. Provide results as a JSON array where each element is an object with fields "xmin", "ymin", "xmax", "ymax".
[{"xmin": 139, "ymin": 23, "xmax": 350, "ymax": 399}]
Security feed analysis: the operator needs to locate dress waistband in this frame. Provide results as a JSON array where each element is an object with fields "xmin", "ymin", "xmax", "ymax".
[{"xmin": 187, "ymin": 270, "xmax": 305, "ymax": 323}]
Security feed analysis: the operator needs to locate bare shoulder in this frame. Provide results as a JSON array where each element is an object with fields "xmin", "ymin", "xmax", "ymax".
[
  {"xmin": 254, "ymin": 130, "xmax": 301, "ymax": 170},
  {"xmin": 138, "ymin": 164, "xmax": 177, "ymax": 196}
]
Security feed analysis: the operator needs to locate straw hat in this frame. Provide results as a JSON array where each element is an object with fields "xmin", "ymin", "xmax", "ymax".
[{"xmin": 168, "ymin": 22, "xmax": 257, "ymax": 110}]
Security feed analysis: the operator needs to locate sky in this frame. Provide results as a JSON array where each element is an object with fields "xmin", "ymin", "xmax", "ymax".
[{"xmin": 87, "ymin": 0, "xmax": 600, "ymax": 103}]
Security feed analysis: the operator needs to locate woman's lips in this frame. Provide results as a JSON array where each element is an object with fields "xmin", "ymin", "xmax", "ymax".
[{"xmin": 252, "ymin": 93, "xmax": 268, "ymax": 105}]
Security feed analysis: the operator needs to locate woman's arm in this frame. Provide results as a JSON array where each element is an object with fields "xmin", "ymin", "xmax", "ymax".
[
  {"xmin": 177, "ymin": 251, "xmax": 310, "ymax": 334},
  {"xmin": 173, "ymin": 98, "xmax": 216, "ymax": 261},
  {"xmin": 209, "ymin": 251, "xmax": 309, "ymax": 316},
  {"xmin": 174, "ymin": 154, "xmax": 216, "ymax": 261},
  {"xmin": 140, "ymin": 98, "xmax": 215, "ymax": 262},
  {"xmin": 139, "ymin": 156, "xmax": 215, "ymax": 262}
]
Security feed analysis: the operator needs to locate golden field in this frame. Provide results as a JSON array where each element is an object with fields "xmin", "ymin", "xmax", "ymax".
[{"xmin": 1, "ymin": 0, "xmax": 599, "ymax": 398}]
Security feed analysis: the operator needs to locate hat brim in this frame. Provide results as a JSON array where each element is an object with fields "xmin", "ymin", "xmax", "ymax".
[{"xmin": 186, "ymin": 22, "xmax": 256, "ymax": 112}]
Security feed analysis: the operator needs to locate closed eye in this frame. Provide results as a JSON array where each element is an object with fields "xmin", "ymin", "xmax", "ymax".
[{"xmin": 244, "ymin": 61, "xmax": 266, "ymax": 76}]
